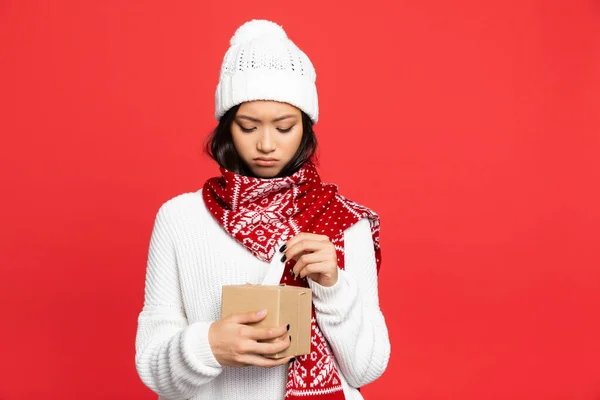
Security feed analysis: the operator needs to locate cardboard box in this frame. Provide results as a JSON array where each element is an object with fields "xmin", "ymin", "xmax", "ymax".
[{"xmin": 220, "ymin": 284, "xmax": 312, "ymax": 359}]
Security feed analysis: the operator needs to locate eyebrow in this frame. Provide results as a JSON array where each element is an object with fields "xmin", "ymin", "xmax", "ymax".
[{"xmin": 237, "ymin": 114, "xmax": 297, "ymax": 123}]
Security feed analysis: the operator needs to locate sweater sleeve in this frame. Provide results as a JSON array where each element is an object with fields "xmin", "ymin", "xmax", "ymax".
[
  {"xmin": 307, "ymin": 217, "xmax": 391, "ymax": 388},
  {"xmin": 135, "ymin": 203, "xmax": 222, "ymax": 399}
]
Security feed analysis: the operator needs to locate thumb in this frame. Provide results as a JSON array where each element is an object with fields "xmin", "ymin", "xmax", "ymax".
[{"xmin": 229, "ymin": 309, "xmax": 268, "ymax": 324}]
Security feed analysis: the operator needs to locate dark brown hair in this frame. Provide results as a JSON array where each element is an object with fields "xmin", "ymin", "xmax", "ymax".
[{"xmin": 204, "ymin": 104, "xmax": 318, "ymax": 178}]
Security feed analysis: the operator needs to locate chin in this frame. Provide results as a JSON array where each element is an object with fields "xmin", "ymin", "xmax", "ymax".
[{"xmin": 250, "ymin": 167, "xmax": 282, "ymax": 179}]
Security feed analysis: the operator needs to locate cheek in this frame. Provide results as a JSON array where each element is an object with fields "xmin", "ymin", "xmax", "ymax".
[
  {"xmin": 231, "ymin": 130, "xmax": 251, "ymax": 156},
  {"xmin": 284, "ymin": 129, "xmax": 303, "ymax": 150}
]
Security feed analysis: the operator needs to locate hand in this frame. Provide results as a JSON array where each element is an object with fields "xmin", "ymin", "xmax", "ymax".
[
  {"xmin": 282, "ymin": 232, "xmax": 339, "ymax": 287},
  {"xmin": 208, "ymin": 310, "xmax": 293, "ymax": 368}
]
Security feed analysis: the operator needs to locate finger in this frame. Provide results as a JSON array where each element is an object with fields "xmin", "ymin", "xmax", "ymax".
[
  {"xmin": 282, "ymin": 232, "xmax": 328, "ymax": 252},
  {"xmin": 298, "ymin": 261, "xmax": 331, "ymax": 279},
  {"xmin": 285, "ymin": 239, "xmax": 329, "ymax": 262},
  {"xmin": 240, "ymin": 354, "xmax": 295, "ymax": 369},
  {"xmin": 246, "ymin": 323, "xmax": 290, "ymax": 341},
  {"xmin": 251, "ymin": 334, "xmax": 292, "ymax": 356},
  {"xmin": 292, "ymin": 252, "xmax": 323, "ymax": 277},
  {"xmin": 228, "ymin": 309, "xmax": 268, "ymax": 325},
  {"xmin": 271, "ymin": 329, "xmax": 293, "ymax": 344}
]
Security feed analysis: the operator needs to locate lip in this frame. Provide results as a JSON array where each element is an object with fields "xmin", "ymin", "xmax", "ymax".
[{"xmin": 254, "ymin": 158, "xmax": 278, "ymax": 167}]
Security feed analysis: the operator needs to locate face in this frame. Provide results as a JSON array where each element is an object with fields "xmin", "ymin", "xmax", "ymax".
[{"xmin": 231, "ymin": 100, "xmax": 304, "ymax": 178}]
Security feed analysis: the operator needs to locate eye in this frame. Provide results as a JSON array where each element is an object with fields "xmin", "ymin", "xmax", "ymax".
[
  {"xmin": 277, "ymin": 126, "xmax": 294, "ymax": 133},
  {"xmin": 239, "ymin": 126, "xmax": 256, "ymax": 133}
]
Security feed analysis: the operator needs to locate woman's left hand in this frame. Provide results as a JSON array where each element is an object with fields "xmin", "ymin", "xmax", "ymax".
[{"xmin": 281, "ymin": 233, "xmax": 339, "ymax": 287}]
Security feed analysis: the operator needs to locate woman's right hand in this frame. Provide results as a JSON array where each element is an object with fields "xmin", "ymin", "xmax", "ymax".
[{"xmin": 208, "ymin": 309, "xmax": 293, "ymax": 368}]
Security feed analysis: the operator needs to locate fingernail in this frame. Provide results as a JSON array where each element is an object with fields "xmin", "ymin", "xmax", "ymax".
[
  {"xmin": 280, "ymin": 254, "xmax": 287, "ymax": 263},
  {"xmin": 289, "ymin": 335, "xmax": 292, "ymax": 342},
  {"xmin": 291, "ymin": 270, "xmax": 295, "ymax": 278},
  {"xmin": 279, "ymin": 244, "xmax": 287, "ymax": 252},
  {"xmin": 290, "ymin": 357, "xmax": 296, "ymax": 363},
  {"xmin": 257, "ymin": 310, "xmax": 267, "ymax": 317},
  {"xmin": 286, "ymin": 324, "xmax": 290, "ymax": 331}
]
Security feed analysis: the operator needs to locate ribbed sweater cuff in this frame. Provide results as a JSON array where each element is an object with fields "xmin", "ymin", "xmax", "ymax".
[
  {"xmin": 308, "ymin": 269, "xmax": 357, "ymax": 318},
  {"xmin": 182, "ymin": 321, "xmax": 223, "ymax": 371}
]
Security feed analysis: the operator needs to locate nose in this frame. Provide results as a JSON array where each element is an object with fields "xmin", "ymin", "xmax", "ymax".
[{"xmin": 257, "ymin": 128, "xmax": 276, "ymax": 154}]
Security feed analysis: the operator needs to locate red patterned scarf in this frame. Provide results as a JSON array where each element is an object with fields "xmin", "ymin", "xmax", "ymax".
[{"xmin": 202, "ymin": 161, "xmax": 381, "ymax": 399}]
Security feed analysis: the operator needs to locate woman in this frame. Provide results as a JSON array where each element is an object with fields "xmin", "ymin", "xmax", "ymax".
[{"xmin": 135, "ymin": 19, "xmax": 390, "ymax": 400}]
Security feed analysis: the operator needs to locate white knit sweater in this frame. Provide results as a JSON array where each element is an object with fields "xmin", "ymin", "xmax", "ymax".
[{"xmin": 134, "ymin": 189, "xmax": 391, "ymax": 400}]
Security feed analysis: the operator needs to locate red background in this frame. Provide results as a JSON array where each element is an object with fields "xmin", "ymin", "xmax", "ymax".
[{"xmin": 1, "ymin": 1, "xmax": 599, "ymax": 399}]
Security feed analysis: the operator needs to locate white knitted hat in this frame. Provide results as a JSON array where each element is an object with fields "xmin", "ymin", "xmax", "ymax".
[{"xmin": 214, "ymin": 20, "xmax": 319, "ymax": 123}]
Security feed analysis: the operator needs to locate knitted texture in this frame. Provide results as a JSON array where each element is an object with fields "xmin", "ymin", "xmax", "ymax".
[
  {"xmin": 134, "ymin": 188, "xmax": 390, "ymax": 400},
  {"xmin": 215, "ymin": 20, "xmax": 319, "ymax": 123},
  {"xmin": 202, "ymin": 162, "xmax": 381, "ymax": 399}
]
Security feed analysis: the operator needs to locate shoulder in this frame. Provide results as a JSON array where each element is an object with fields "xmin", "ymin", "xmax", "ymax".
[
  {"xmin": 332, "ymin": 192, "xmax": 379, "ymax": 241},
  {"xmin": 154, "ymin": 188, "xmax": 206, "ymax": 222},
  {"xmin": 344, "ymin": 217, "xmax": 372, "ymax": 239},
  {"xmin": 333, "ymin": 190, "xmax": 380, "ymax": 223}
]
